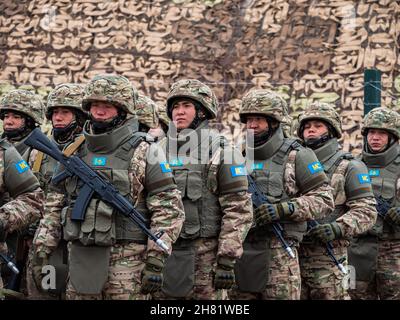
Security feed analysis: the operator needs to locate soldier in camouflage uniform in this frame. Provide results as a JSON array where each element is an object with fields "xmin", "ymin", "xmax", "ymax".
[
  {"xmin": 229, "ymin": 89, "xmax": 335, "ymax": 300},
  {"xmin": 28, "ymin": 83, "xmax": 88, "ymax": 299},
  {"xmin": 0, "ymin": 89, "xmax": 45, "ymax": 296},
  {"xmin": 0, "ymin": 90, "xmax": 45, "ymax": 167},
  {"xmin": 154, "ymin": 79, "xmax": 253, "ymax": 300},
  {"xmin": 348, "ymin": 107, "xmax": 400, "ymax": 300},
  {"xmin": 296, "ymin": 102, "xmax": 377, "ymax": 300},
  {"xmin": 32, "ymin": 74, "xmax": 185, "ymax": 300},
  {"xmin": 0, "ymin": 139, "xmax": 44, "ymax": 298}
]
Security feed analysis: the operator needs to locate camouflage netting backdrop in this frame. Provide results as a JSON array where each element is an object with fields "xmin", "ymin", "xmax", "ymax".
[{"xmin": 0, "ymin": 0, "xmax": 399, "ymax": 153}]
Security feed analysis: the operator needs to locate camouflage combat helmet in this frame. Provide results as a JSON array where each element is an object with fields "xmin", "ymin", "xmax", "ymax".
[
  {"xmin": 135, "ymin": 94, "xmax": 159, "ymax": 129},
  {"xmin": 0, "ymin": 89, "xmax": 44, "ymax": 124},
  {"xmin": 239, "ymin": 89, "xmax": 287, "ymax": 123},
  {"xmin": 46, "ymin": 83, "xmax": 86, "ymax": 120},
  {"xmin": 361, "ymin": 107, "xmax": 400, "ymax": 139},
  {"xmin": 297, "ymin": 101, "xmax": 342, "ymax": 139},
  {"xmin": 166, "ymin": 79, "xmax": 218, "ymax": 119},
  {"xmin": 157, "ymin": 104, "xmax": 169, "ymax": 127},
  {"xmin": 82, "ymin": 74, "xmax": 138, "ymax": 115}
]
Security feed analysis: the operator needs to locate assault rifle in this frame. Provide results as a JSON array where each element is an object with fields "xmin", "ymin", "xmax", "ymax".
[
  {"xmin": 24, "ymin": 128, "xmax": 169, "ymax": 253},
  {"xmin": 307, "ymin": 220, "xmax": 347, "ymax": 274},
  {"xmin": 247, "ymin": 175, "xmax": 295, "ymax": 259}
]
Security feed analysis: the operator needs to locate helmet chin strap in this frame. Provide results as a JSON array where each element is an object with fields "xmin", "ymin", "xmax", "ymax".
[
  {"xmin": 304, "ymin": 132, "xmax": 331, "ymax": 149},
  {"xmin": 90, "ymin": 110, "xmax": 127, "ymax": 134}
]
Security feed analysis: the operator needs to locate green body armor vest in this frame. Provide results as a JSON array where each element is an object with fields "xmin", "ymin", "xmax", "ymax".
[
  {"xmin": 362, "ymin": 143, "xmax": 400, "ymax": 239},
  {"xmin": 162, "ymin": 125, "xmax": 224, "ymax": 239},
  {"xmin": 62, "ymin": 120, "xmax": 150, "ymax": 246}
]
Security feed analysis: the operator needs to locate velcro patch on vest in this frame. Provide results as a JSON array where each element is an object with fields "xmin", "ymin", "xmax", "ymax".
[
  {"xmin": 92, "ymin": 157, "xmax": 107, "ymax": 166},
  {"xmin": 307, "ymin": 161, "xmax": 323, "ymax": 174},
  {"xmin": 251, "ymin": 162, "xmax": 264, "ymax": 170},
  {"xmin": 169, "ymin": 158, "xmax": 183, "ymax": 167},
  {"xmin": 358, "ymin": 173, "xmax": 371, "ymax": 184},
  {"xmin": 230, "ymin": 165, "xmax": 247, "ymax": 177},
  {"xmin": 369, "ymin": 169, "xmax": 380, "ymax": 177},
  {"xmin": 160, "ymin": 162, "xmax": 172, "ymax": 173},
  {"xmin": 15, "ymin": 160, "xmax": 29, "ymax": 173}
]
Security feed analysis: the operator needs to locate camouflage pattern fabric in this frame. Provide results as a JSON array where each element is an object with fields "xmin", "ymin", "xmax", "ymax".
[
  {"xmin": 135, "ymin": 94, "xmax": 159, "ymax": 129},
  {"xmin": 239, "ymin": 89, "xmax": 287, "ymax": 123},
  {"xmin": 166, "ymin": 79, "xmax": 218, "ymax": 119},
  {"xmin": 82, "ymin": 74, "xmax": 138, "ymax": 115},
  {"xmin": 157, "ymin": 104, "xmax": 169, "ymax": 127},
  {"xmin": 66, "ymin": 243, "xmax": 149, "ymax": 300},
  {"xmin": 297, "ymin": 102, "xmax": 342, "ymax": 138},
  {"xmin": 361, "ymin": 107, "xmax": 400, "ymax": 139},
  {"xmin": 46, "ymin": 83, "xmax": 86, "ymax": 120},
  {"xmin": 34, "ymin": 136, "xmax": 184, "ymax": 299},
  {"xmin": 229, "ymin": 237, "xmax": 301, "ymax": 300},
  {"xmin": 349, "ymin": 239, "xmax": 400, "ymax": 300},
  {"xmin": 0, "ymin": 89, "xmax": 45, "ymax": 125},
  {"xmin": 299, "ymin": 244, "xmax": 350, "ymax": 300}
]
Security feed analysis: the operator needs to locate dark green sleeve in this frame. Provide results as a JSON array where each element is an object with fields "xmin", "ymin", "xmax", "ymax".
[
  {"xmin": 295, "ymin": 147, "xmax": 329, "ymax": 194},
  {"xmin": 4, "ymin": 145, "xmax": 40, "ymax": 197},
  {"xmin": 345, "ymin": 159, "xmax": 374, "ymax": 200}
]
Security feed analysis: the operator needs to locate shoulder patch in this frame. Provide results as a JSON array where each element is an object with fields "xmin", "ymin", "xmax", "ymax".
[
  {"xmin": 368, "ymin": 169, "xmax": 380, "ymax": 177},
  {"xmin": 251, "ymin": 162, "xmax": 264, "ymax": 170},
  {"xmin": 230, "ymin": 165, "xmax": 247, "ymax": 177},
  {"xmin": 15, "ymin": 160, "xmax": 29, "ymax": 173},
  {"xmin": 358, "ymin": 173, "xmax": 371, "ymax": 184},
  {"xmin": 160, "ymin": 162, "xmax": 172, "ymax": 173},
  {"xmin": 307, "ymin": 161, "xmax": 323, "ymax": 174},
  {"xmin": 92, "ymin": 157, "xmax": 107, "ymax": 166}
]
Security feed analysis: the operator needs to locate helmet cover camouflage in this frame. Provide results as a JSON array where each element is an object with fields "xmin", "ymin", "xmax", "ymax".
[
  {"xmin": 82, "ymin": 74, "xmax": 138, "ymax": 115},
  {"xmin": 135, "ymin": 94, "xmax": 159, "ymax": 129},
  {"xmin": 297, "ymin": 101, "xmax": 342, "ymax": 139},
  {"xmin": 239, "ymin": 89, "xmax": 287, "ymax": 123},
  {"xmin": 157, "ymin": 104, "xmax": 169, "ymax": 127},
  {"xmin": 166, "ymin": 79, "xmax": 218, "ymax": 119},
  {"xmin": 362, "ymin": 107, "xmax": 400, "ymax": 139},
  {"xmin": 0, "ymin": 89, "xmax": 44, "ymax": 124},
  {"xmin": 46, "ymin": 83, "xmax": 86, "ymax": 120}
]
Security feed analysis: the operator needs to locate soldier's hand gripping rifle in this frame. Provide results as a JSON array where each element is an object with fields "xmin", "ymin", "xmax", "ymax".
[
  {"xmin": 247, "ymin": 175, "xmax": 295, "ymax": 259},
  {"xmin": 24, "ymin": 128, "xmax": 169, "ymax": 253},
  {"xmin": 0, "ymin": 251, "xmax": 19, "ymax": 275},
  {"xmin": 307, "ymin": 220, "xmax": 347, "ymax": 274},
  {"xmin": 375, "ymin": 195, "xmax": 392, "ymax": 220}
]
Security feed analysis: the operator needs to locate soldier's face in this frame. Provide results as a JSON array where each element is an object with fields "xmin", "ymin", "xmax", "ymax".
[
  {"xmin": 367, "ymin": 129, "xmax": 389, "ymax": 152},
  {"xmin": 52, "ymin": 107, "xmax": 75, "ymax": 128},
  {"xmin": 303, "ymin": 120, "xmax": 329, "ymax": 139},
  {"xmin": 171, "ymin": 100, "xmax": 196, "ymax": 130},
  {"xmin": 246, "ymin": 116, "xmax": 268, "ymax": 135},
  {"xmin": 3, "ymin": 112, "xmax": 25, "ymax": 130},
  {"xmin": 90, "ymin": 101, "xmax": 118, "ymax": 121}
]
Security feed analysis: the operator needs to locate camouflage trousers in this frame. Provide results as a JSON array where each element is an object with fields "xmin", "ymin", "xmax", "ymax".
[
  {"xmin": 153, "ymin": 237, "xmax": 226, "ymax": 300},
  {"xmin": 299, "ymin": 243, "xmax": 350, "ymax": 300},
  {"xmin": 228, "ymin": 237, "xmax": 301, "ymax": 300},
  {"xmin": 349, "ymin": 239, "xmax": 400, "ymax": 300},
  {"xmin": 66, "ymin": 242, "xmax": 150, "ymax": 300}
]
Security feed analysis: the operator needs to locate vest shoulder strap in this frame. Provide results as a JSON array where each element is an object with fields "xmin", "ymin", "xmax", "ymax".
[
  {"xmin": 273, "ymin": 138, "xmax": 301, "ymax": 166},
  {"xmin": 116, "ymin": 132, "xmax": 147, "ymax": 161},
  {"xmin": 64, "ymin": 135, "xmax": 86, "ymax": 157},
  {"xmin": 32, "ymin": 151, "xmax": 45, "ymax": 173}
]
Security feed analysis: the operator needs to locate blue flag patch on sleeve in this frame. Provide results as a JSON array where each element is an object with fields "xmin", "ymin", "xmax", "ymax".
[
  {"xmin": 92, "ymin": 157, "xmax": 107, "ymax": 166},
  {"xmin": 160, "ymin": 162, "xmax": 172, "ymax": 173},
  {"xmin": 368, "ymin": 169, "xmax": 380, "ymax": 177},
  {"xmin": 15, "ymin": 160, "xmax": 29, "ymax": 173},
  {"xmin": 358, "ymin": 173, "xmax": 371, "ymax": 184},
  {"xmin": 230, "ymin": 165, "xmax": 247, "ymax": 177},
  {"xmin": 307, "ymin": 161, "xmax": 323, "ymax": 174},
  {"xmin": 251, "ymin": 162, "xmax": 264, "ymax": 170}
]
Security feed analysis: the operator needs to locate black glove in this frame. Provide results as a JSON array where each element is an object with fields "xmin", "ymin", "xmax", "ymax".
[
  {"xmin": 308, "ymin": 222, "xmax": 342, "ymax": 243},
  {"xmin": 386, "ymin": 207, "xmax": 400, "ymax": 225},
  {"xmin": 254, "ymin": 202, "xmax": 295, "ymax": 226},
  {"xmin": 141, "ymin": 256, "xmax": 164, "ymax": 294},
  {"xmin": 213, "ymin": 256, "xmax": 236, "ymax": 289}
]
